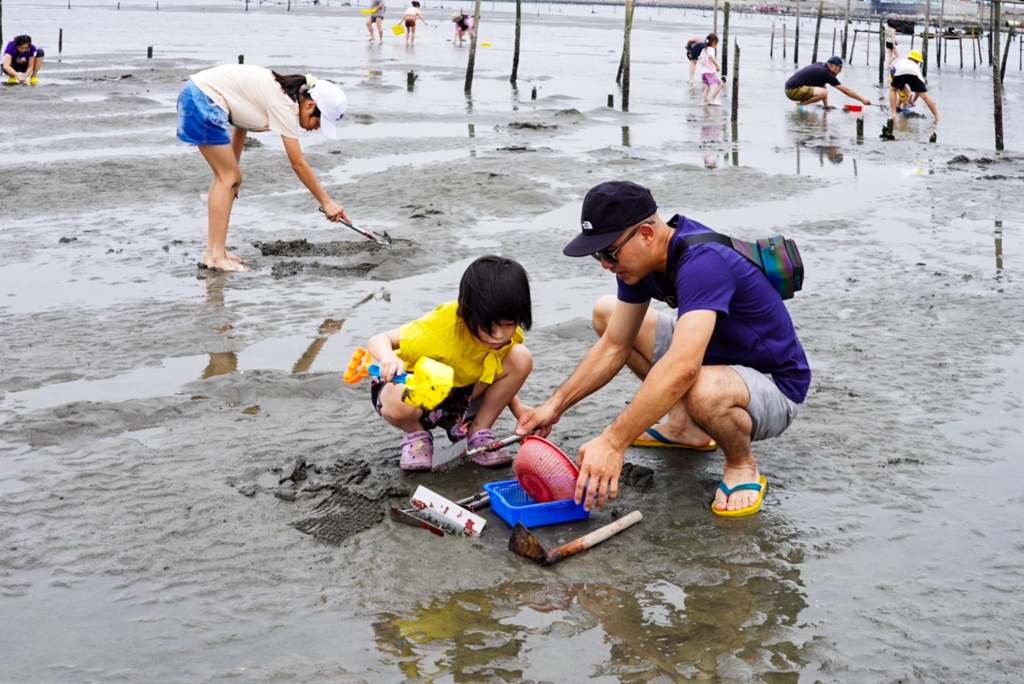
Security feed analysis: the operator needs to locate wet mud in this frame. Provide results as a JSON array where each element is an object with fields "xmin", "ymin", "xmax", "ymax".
[{"xmin": 1, "ymin": 1, "xmax": 1023, "ymax": 681}]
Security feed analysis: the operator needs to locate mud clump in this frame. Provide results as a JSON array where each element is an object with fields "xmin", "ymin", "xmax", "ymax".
[
  {"xmin": 253, "ymin": 239, "xmax": 376, "ymax": 258},
  {"xmin": 620, "ymin": 462, "xmax": 655, "ymax": 492}
]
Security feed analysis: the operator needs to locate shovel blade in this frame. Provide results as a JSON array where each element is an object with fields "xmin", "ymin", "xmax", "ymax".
[{"xmin": 508, "ymin": 522, "xmax": 553, "ymax": 566}]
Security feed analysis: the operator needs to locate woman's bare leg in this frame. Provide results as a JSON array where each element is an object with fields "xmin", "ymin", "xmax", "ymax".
[{"xmin": 197, "ymin": 142, "xmax": 248, "ymax": 272}]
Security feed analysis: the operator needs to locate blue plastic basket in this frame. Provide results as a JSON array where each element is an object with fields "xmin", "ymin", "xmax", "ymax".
[{"xmin": 483, "ymin": 480, "xmax": 590, "ymax": 528}]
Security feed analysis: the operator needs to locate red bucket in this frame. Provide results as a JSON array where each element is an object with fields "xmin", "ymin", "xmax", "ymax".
[
  {"xmin": 512, "ymin": 436, "xmax": 579, "ymax": 504},
  {"xmin": 844, "ymin": 105, "xmax": 863, "ymax": 112}
]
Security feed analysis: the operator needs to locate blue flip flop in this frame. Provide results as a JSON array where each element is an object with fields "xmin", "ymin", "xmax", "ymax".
[
  {"xmin": 711, "ymin": 476, "xmax": 768, "ymax": 517},
  {"xmin": 631, "ymin": 428, "xmax": 718, "ymax": 451}
]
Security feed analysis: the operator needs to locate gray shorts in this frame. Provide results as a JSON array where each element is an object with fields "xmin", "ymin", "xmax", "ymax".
[{"xmin": 654, "ymin": 311, "xmax": 799, "ymax": 441}]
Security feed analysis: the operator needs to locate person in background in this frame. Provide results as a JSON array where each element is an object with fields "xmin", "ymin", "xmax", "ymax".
[
  {"xmin": 2, "ymin": 35, "xmax": 44, "ymax": 85},
  {"xmin": 685, "ymin": 36, "xmax": 706, "ymax": 85},
  {"xmin": 698, "ymin": 33, "xmax": 724, "ymax": 106},
  {"xmin": 452, "ymin": 12, "xmax": 475, "ymax": 46},
  {"xmin": 175, "ymin": 64, "xmax": 349, "ymax": 272},
  {"xmin": 890, "ymin": 50, "xmax": 939, "ymax": 122},
  {"xmin": 366, "ymin": 0, "xmax": 387, "ymax": 42},
  {"xmin": 402, "ymin": 1, "xmax": 431, "ymax": 46},
  {"xmin": 885, "ymin": 19, "xmax": 899, "ymax": 65},
  {"xmin": 784, "ymin": 56, "xmax": 871, "ymax": 110}
]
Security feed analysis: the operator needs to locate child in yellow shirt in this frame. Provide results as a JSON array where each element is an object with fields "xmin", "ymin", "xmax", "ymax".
[{"xmin": 366, "ymin": 256, "xmax": 534, "ymax": 471}]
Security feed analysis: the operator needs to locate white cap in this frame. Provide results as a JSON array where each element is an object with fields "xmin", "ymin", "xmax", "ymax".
[{"xmin": 307, "ymin": 79, "xmax": 347, "ymax": 139}]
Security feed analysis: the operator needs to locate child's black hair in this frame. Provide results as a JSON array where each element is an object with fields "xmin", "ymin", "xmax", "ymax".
[
  {"xmin": 458, "ymin": 255, "xmax": 532, "ymax": 338},
  {"xmin": 14, "ymin": 35, "xmax": 32, "ymax": 46},
  {"xmin": 272, "ymin": 72, "xmax": 320, "ymax": 117},
  {"xmin": 705, "ymin": 33, "xmax": 719, "ymax": 46}
]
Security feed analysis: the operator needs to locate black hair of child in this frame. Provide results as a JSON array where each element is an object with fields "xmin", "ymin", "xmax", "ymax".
[
  {"xmin": 458, "ymin": 255, "xmax": 533, "ymax": 338},
  {"xmin": 15, "ymin": 35, "xmax": 33, "ymax": 46},
  {"xmin": 705, "ymin": 33, "xmax": 719, "ymax": 46},
  {"xmin": 272, "ymin": 72, "xmax": 320, "ymax": 117}
]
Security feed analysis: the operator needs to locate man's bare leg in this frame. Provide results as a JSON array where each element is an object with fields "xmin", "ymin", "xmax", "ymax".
[
  {"xmin": 592, "ymin": 295, "xmax": 714, "ymax": 449},
  {"xmin": 686, "ymin": 366, "xmax": 762, "ymax": 512}
]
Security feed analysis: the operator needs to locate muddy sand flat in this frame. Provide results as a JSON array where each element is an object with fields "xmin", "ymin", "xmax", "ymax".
[{"xmin": 1, "ymin": 1, "xmax": 1023, "ymax": 680}]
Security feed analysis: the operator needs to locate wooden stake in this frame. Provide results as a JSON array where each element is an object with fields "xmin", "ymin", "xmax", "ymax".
[
  {"xmin": 770, "ymin": 22, "xmax": 775, "ymax": 59},
  {"xmin": 878, "ymin": 19, "xmax": 884, "ymax": 84},
  {"xmin": 842, "ymin": 0, "xmax": 851, "ymax": 60},
  {"xmin": 812, "ymin": 0, "xmax": 823, "ymax": 63},
  {"xmin": 938, "ymin": 0, "xmax": 945, "ymax": 68},
  {"xmin": 794, "ymin": 0, "xmax": 800, "ymax": 65},
  {"xmin": 722, "ymin": 2, "xmax": 730, "ymax": 76},
  {"xmin": 1000, "ymin": 25, "xmax": 1013, "ymax": 84},
  {"xmin": 783, "ymin": 23, "xmax": 787, "ymax": 60},
  {"xmin": 464, "ymin": 0, "xmax": 482, "ymax": 93},
  {"xmin": 731, "ymin": 41, "xmax": 740, "ymax": 123},
  {"xmin": 622, "ymin": 0, "xmax": 635, "ymax": 112},
  {"xmin": 510, "ymin": 0, "xmax": 521, "ymax": 84},
  {"xmin": 993, "ymin": 0, "xmax": 1003, "ymax": 151},
  {"xmin": 922, "ymin": 0, "xmax": 931, "ymax": 77},
  {"xmin": 238, "ymin": 54, "xmax": 244, "ymax": 64}
]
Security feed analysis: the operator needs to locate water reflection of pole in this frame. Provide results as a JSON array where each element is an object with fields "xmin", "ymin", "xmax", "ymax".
[
  {"xmin": 994, "ymin": 220, "xmax": 1003, "ymax": 284},
  {"xmin": 796, "ymin": 143, "xmax": 801, "ymax": 175}
]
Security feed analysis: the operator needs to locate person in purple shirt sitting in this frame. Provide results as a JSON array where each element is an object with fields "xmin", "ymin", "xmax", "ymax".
[
  {"xmin": 784, "ymin": 56, "xmax": 871, "ymax": 109},
  {"xmin": 516, "ymin": 181, "xmax": 810, "ymax": 517},
  {"xmin": 3, "ymin": 35, "xmax": 45, "ymax": 85}
]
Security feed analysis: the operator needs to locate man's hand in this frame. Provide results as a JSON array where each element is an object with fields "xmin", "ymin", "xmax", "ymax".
[
  {"xmin": 574, "ymin": 434, "xmax": 625, "ymax": 511},
  {"xmin": 514, "ymin": 399, "xmax": 559, "ymax": 439}
]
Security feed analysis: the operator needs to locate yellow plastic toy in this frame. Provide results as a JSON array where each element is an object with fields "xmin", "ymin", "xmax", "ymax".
[
  {"xmin": 343, "ymin": 347, "xmax": 454, "ymax": 410},
  {"xmin": 392, "ymin": 23, "xmax": 405, "ymax": 36}
]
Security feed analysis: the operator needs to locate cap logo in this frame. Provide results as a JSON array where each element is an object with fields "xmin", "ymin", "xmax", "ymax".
[{"xmin": 581, "ymin": 220, "xmax": 593, "ymax": 234}]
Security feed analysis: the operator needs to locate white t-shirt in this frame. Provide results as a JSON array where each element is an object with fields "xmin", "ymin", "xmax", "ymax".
[
  {"xmin": 892, "ymin": 57, "xmax": 923, "ymax": 79},
  {"xmin": 698, "ymin": 46, "xmax": 718, "ymax": 76},
  {"xmin": 404, "ymin": 6, "xmax": 422, "ymax": 19},
  {"xmin": 190, "ymin": 64, "xmax": 300, "ymax": 138}
]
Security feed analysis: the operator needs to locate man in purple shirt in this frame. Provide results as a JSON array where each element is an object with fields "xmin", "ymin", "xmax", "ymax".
[
  {"xmin": 516, "ymin": 181, "xmax": 810, "ymax": 516},
  {"xmin": 3, "ymin": 35, "xmax": 45, "ymax": 85}
]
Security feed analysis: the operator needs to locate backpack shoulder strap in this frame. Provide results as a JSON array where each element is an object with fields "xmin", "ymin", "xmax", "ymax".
[{"xmin": 681, "ymin": 233, "xmax": 734, "ymax": 249}]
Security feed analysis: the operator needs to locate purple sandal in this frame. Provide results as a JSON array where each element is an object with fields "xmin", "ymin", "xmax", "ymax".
[
  {"xmin": 467, "ymin": 428, "xmax": 513, "ymax": 467},
  {"xmin": 400, "ymin": 430, "xmax": 434, "ymax": 471}
]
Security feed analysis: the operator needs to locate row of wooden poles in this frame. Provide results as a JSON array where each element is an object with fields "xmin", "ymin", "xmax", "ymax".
[{"xmin": 26, "ymin": 0, "xmax": 1012, "ymax": 151}]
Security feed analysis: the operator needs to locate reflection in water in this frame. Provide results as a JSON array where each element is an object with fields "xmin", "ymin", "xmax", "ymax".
[
  {"xmin": 994, "ymin": 219, "xmax": 1004, "ymax": 287},
  {"xmin": 204, "ymin": 273, "xmax": 227, "ymax": 308},
  {"xmin": 291, "ymin": 318, "xmax": 345, "ymax": 374},
  {"xmin": 202, "ymin": 352, "xmax": 238, "ymax": 379},
  {"xmin": 468, "ymin": 123, "xmax": 475, "ymax": 138},
  {"xmin": 372, "ymin": 565, "xmax": 809, "ymax": 679}
]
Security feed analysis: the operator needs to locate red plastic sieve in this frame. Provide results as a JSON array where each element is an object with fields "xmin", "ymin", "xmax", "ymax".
[{"xmin": 513, "ymin": 436, "xmax": 580, "ymax": 504}]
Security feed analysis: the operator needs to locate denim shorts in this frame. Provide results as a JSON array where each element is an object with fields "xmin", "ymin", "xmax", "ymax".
[
  {"xmin": 176, "ymin": 80, "xmax": 232, "ymax": 146},
  {"xmin": 653, "ymin": 311, "xmax": 799, "ymax": 441}
]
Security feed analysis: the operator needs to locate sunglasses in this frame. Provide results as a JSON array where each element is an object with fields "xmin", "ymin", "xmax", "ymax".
[{"xmin": 590, "ymin": 223, "xmax": 646, "ymax": 265}]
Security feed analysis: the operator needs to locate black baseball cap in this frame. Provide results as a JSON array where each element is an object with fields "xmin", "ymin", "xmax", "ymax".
[
  {"xmin": 827, "ymin": 56, "xmax": 844, "ymax": 66},
  {"xmin": 563, "ymin": 181, "xmax": 658, "ymax": 257}
]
